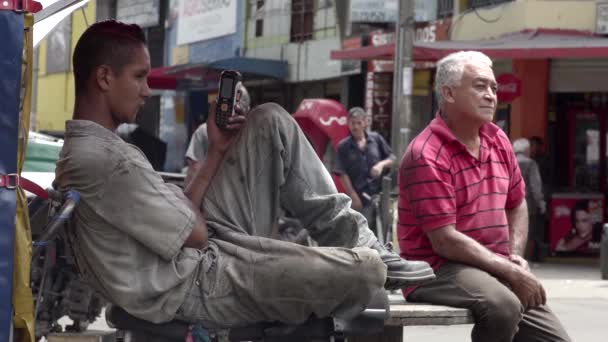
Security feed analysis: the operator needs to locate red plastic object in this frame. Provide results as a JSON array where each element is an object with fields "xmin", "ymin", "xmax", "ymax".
[{"xmin": 0, "ymin": 0, "xmax": 42, "ymax": 13}]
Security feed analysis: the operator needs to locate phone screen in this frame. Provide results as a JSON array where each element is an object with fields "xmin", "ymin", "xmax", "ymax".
[{"xmin": 220, "ymin": 78, "xmax": 234, "ymax": 98}]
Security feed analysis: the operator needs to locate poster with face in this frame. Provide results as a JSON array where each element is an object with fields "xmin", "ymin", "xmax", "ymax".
[{"xmin": 549, "ymin": 194, "xmax": 604, "ymax": 255}]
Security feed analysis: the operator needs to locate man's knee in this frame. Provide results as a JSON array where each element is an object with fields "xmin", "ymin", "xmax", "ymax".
[
  {"xmin": 350, "ymin": 247, "xmax": 386, "ymax": 288},
  {"xmin": 475, "ymin": 287, "xmax": 523, "ymax": 328},
  {"xmin": 247, "ymin": 103, "xmax": 293, "ymax": 129}
]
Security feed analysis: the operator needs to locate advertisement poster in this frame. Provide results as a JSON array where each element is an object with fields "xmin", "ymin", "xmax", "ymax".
[
  {"xmin": 117, "ymin": 0, "xmax": 160, "ymax": 28},
  {"xmin": 177, "ymin": 0, "xmax": 237, "ymax": 45},
  {"xmin": 549, "ymin": 193, "xmax": 604, "ymax": 255}
]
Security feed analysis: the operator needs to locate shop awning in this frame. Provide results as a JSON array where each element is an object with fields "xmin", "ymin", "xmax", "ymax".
[
  {"xmin": 33, "ymin": 0, "xmax": 89, "ymax": 47},
  {"xmin": 148, "ymin": 56, "xmax": 288, "ymax": 90},
  {"xmin": 330, "ymin": 29, "xmax": 608, "ymax": 62}
]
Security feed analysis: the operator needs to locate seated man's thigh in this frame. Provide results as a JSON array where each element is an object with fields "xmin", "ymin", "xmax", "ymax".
[{"xmin": 409, "ymin": 262, "xmax": 523, "ymax": 316}]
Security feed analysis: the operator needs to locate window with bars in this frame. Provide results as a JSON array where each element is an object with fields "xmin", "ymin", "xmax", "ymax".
[
  {"xmin": 437, "ymin": 0, "xmax": 454, "ymax": 19},
  {"xmin": 255, "ymin": 0, "xmax": 264, "ymax": 37},
  {"xmin": 467, "ymin": 0, "xmax": 514, "ymax": 9},
  {"xmin": 290, "ymin": 0, "xmax": 315, "ymax": 42}
]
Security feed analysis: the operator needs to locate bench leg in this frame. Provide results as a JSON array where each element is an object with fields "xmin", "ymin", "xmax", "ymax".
[{"xmin": 347, "ymin": 326, "xmax": 402, "ymax": 342}]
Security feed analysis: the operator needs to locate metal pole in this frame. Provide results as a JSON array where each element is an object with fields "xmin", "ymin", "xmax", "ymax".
[{"xmin": 391, "ymin": 0, "xmax": 416, "ymax": 162}]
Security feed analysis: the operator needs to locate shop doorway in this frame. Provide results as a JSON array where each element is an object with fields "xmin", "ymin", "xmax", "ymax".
[{"xmin": 548, "ymin": 105, "xmax": 606, "ymax": 255}]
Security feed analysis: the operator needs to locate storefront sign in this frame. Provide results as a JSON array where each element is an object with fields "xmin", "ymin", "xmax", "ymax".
[
  {"xmin": 365, "ymin": 71, "xmax": 392, "ymax": 139},
  {"xmin": 350, "ymin": 0, "xmax": 398, "ymax": 23},
  {"xmin": 369, "ymin": 30, "xmax": 395, "ymax": 72},
  {"xmin": 496, "ymin": 73, "xmax": 522, "ymax": 103},
  {"xmin": 177, "ymin": 0, "xmax": 237, "ymax": 45},
  {"xmin": 117, "ymin": 0, "xmax": 160, "ymax": 28},
  {"xmin": 414, "ymin": 18, "xmax": 452, "ymax": 43}
]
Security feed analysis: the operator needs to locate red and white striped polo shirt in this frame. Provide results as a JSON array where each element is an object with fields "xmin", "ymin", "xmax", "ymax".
[{"xmin": 398, "ymin": 114, "xmax": 525, "ymax": 296}]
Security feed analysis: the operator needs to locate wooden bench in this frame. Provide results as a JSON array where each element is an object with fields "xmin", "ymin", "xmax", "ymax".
[{"xmin": 350, "ymin": 294, "xmax": 474, "ymax": 342}]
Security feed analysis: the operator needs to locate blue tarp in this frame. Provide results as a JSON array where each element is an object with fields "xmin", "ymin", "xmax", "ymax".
[
  {"xmin": 208, "ymin": 57, "xmax": 288, "ymax": 80},
  {"xmin": 0, "ymin": 10, "xmax": 24, "ymax": 341}
]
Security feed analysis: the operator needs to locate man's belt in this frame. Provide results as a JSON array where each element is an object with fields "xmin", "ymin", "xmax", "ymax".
[{"xmin": 0, "ymin": 173, "xmax": 49, "ymax": 200}]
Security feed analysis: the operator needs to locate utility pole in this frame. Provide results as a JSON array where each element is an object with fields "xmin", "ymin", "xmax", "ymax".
[{"xmin": 391, "ymin": 0, "xmax": 416, "ymax": 161}]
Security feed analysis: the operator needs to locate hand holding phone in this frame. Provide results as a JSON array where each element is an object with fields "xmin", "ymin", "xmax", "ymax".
[{"xmin": 216, "ymin": 70, "xmax": 242, "ymax": 129}]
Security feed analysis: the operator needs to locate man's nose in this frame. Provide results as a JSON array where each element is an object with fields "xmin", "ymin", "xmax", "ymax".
[
  {"xmin": 484, "ymin": 89, "xmax": 496, "ymax": 102},
  {"xmin": 142, "ymin": 80, "xmax": 151, "ymax": 98}
]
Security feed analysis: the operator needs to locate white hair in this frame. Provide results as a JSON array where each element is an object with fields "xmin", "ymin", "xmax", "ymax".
[
  {"xmin": 236, "ymin": 82, "xmax": 251, "ymax": 113},
  {"xmin": 512, "ymin": 138, "xmax": 530, "ymax": 154},
  {"xmin": 435, "ymin": 51, "xmax": 493, "ymax": 106}
]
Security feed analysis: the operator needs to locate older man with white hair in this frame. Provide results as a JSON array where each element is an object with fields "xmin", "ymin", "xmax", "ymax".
[{"xmin": 397, "ymin": 51, "xmax": 570, "ymax": 341}]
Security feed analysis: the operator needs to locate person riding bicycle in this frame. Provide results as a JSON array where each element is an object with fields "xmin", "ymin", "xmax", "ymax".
[{"xmin": 334, "ymin": 107, "xmax": 395, "ymax": 234}]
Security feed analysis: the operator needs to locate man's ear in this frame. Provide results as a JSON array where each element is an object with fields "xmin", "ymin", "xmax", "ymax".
[
  {"xmin": 95, "ymin": 65, "xmax": 113, "ymax": 91},
  {"xmin": 440, "ymin": 85, "xmax": 456, "ymax": 104}
]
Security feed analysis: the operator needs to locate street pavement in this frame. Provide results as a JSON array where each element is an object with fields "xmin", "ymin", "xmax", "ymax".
[
  {"xmin": 402, "ymin": 259, "xmax": 608, "ymax": 342},
  {"xmin": 61, "ymin": 259, "xmax": 607, "ymax": 341}
]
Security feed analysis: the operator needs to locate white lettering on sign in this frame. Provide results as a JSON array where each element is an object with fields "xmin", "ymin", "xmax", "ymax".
[
  {"xmin": 415, "ymin": 25, "xmax": 436, "ymax": 42},
  {"xmin": 371, "ymin": 32, "xmax": 395, "ymax": 46},
  {"xmin": 181, "ymin": 0, "xmax": 232, "ymax": 18},
  {"xmin": 320, "ymin": 117, "xmax": 348, "ymax": 126},
  {"xmin": 554, "ymin": 205, "xmax": 571, "ymax": 218},
  {"xmin": 498, "ymin": 83, "xmax": 518, "ymax": 93},
  {"xmin": 178, "ymin": 0, "xmax": 236, "ymax": 45}
]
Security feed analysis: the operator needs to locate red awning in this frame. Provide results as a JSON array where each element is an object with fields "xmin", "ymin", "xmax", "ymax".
[
  {"xmin": 331, "ymin": 29, "xmax": 608, "ymax": 62},
  {"xmin": 147, "ymin": 57, "xmax": 288, "ymax": 90},
  {"xmin": 147, "ymin": 64, "xmax": 222, "ymax": 90}
]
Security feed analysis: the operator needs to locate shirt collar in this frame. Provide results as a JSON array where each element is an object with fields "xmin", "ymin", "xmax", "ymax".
[
  {"xmin": 347, "ymin": 131, "xmax": 370, "ymax": 148},
  {"xmin": 429, "ymin": 112, "xmax": 500, "ymax": 145},
  {"xmin": 65, "ymin": 120, "xmax": 122, "ymax": 142}
]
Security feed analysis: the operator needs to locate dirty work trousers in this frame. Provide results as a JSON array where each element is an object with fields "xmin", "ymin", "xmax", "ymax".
[
  {"xmin": 176, "ymin": 103, "xmax": 386, "ymax": 328},
  {"xmin": 408, "ymin": 262, "xmax": 571, "ymax": 342}
]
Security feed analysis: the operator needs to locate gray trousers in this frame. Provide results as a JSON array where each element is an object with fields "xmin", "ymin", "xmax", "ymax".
[
  {"xmin": 408, "ymin": 263, "xmax": 571, "ymax": 342},
  {"xmin": 176, "ymin": 103, "xmax": 385, "ymax": 328}
]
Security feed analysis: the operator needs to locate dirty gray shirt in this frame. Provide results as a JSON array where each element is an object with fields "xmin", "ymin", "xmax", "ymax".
[
  {"xmin": 185, "ymin": 123, "xmax": 209, "ymax": 162},
  {"xmin": 54, "ymin": 120, "xmax": 200, "ymax": 323}
]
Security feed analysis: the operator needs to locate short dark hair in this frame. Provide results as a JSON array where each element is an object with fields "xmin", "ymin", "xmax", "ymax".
[
  {"xmin": 73, "ymin": 20, "xmax": 146, "ymax": 96},
  {"xmin": 570, "ymin": 200, "xmax": 589, "ymax": 227}
]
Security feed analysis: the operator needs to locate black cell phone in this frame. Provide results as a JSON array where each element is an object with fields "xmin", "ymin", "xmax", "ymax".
[{"xmin": 216, "ymin": 70, "xmax": 242, "ymax": 129}]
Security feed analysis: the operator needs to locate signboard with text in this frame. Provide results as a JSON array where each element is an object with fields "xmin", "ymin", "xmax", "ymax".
[
  {"xmin": 350, "ymin": 0, "xmax": 398, "ymax": 23},
  {"xmin": 496, "ymin": 73, "xmax": 522, "ymax": 103},
  {"xmin": 177, "ymin": 0, "xmax": 237, "ymax": 45},
  {"xmin": 117, "ymin": 0, "xmax": 160, "ymax": 28}
]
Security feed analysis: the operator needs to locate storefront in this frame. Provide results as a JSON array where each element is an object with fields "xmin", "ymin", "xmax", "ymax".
[
  {"xmin": 546, "ymin": 58, "xmax": 608, "ymax": 255},
  {"xmin": 331, "ymin": 19, "xmax": 451, "ymax": 142}
]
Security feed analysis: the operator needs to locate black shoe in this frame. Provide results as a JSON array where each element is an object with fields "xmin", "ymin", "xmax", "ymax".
[{"xmin": 371, "ymin": 241, "xmax": 436, "ymax": 290}]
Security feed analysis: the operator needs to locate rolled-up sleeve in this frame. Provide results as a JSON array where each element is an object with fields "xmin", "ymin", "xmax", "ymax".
[
  {"xmin": 91, "ymin": 159, "xmax": 195, "ymax": 261},
  {"xmin": 377, "ymin": 134, "xmax": 396, "ymax": 161}
]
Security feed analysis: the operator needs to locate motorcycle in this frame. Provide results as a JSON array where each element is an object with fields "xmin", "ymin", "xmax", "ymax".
[{"xmin": 29, "ymin": 189, "xmax": 105, "ymax": 340}]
